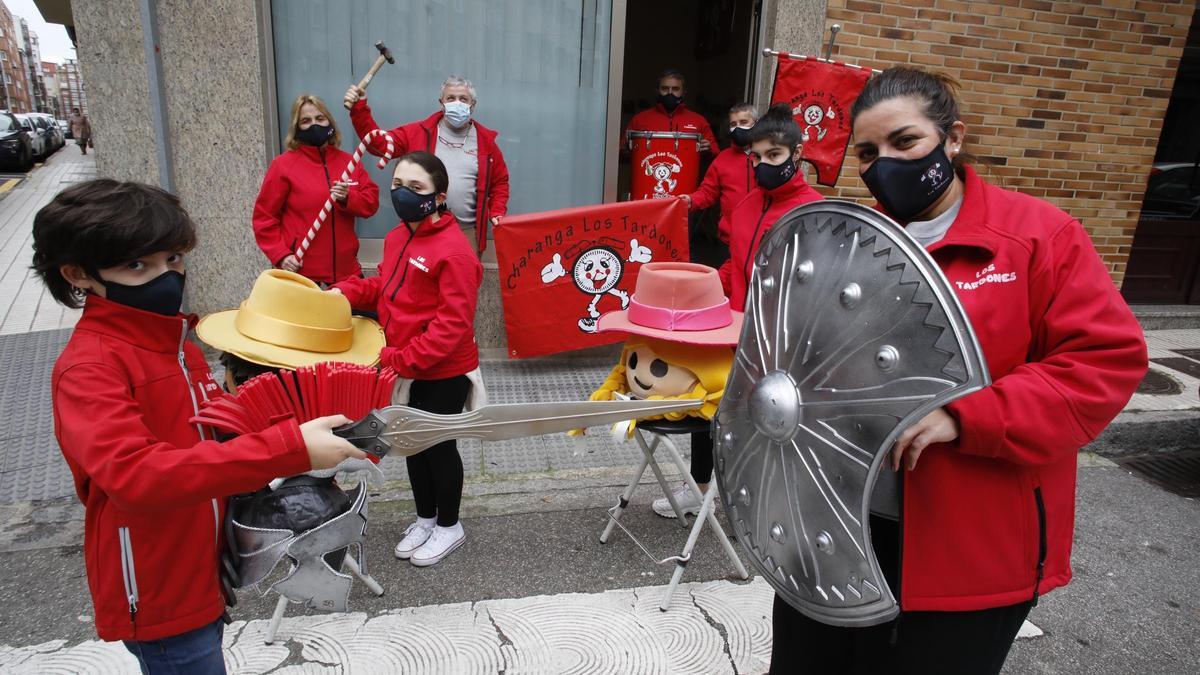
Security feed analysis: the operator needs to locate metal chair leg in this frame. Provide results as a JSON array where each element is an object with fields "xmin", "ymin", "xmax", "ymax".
[
  {"xmin": 263, "ymin": 595, "xmax": 288, "ymax": 644},
  {"xmin": 345, "ymin": 556, "xmax": 385, "ymax": 596},
  {"xmin": 661, "ymin": 486, "xmax": 720, "ymax": 610},
  {"xmin": 636, "ymin": 430, "xmax": 690, "ymax": 527},
  {"xmin": 601, "ymin": 448, "xmax": 654, "ymax": 543}
]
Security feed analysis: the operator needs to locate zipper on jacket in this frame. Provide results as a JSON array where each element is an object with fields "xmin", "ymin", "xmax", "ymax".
[
  {"xmin": 178, "ymin": 320, "xmax": 207, "ymax": 441},
  {"xmin": 1031, "ymin": 486, "xmax": 1047, "ymax": 606},
  {"xmin": 118, "ymin": 527, "xmax": 139, "ymax": 625},
  {"xmin": 743, "ymin": 196, "xmax": 773, "ymax": 286},
  {"xmin": 387, "ymin": 230, "xmax": 419, "ymax": 303}
]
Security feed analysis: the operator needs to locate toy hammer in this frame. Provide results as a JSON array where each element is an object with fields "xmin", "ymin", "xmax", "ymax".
[{"xmin": 345, "ymin": 41, "xmax": 394, "ymax": 109}]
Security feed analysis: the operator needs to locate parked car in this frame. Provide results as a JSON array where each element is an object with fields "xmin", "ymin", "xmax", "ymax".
[
  {"xmin": 33, "ymin": 114, "xmax": 62, "ymax": 151},
  {"xmin": 0, "ymin": 112, "xmax": 33, "ymax": 170},
  {"xmin": 16, "ymin": 114, "xmax": 47, "ymax": 160},
  {"xmin": 57, "ymin": 118, "xmax": 69, "ymax": 140}
]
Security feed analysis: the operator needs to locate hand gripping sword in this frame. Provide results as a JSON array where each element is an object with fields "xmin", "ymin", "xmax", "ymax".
[{"xmin": 334, "ymin": 399, "xmax": 703, "ymax": 458}]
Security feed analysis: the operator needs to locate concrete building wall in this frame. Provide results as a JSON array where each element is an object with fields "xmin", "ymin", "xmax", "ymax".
[
  {"xmin": 815, "ymin": 0, "xmax": 1194, "ymax": 285},
  {"xmin": 70, "ymin": 0, "xmax": 270, "ymax": 317}
]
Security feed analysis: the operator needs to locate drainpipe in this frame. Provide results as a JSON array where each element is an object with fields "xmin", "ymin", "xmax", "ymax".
[{"xmin": 138, "ymin": 0, "xmax": 174, "ymax": 192}]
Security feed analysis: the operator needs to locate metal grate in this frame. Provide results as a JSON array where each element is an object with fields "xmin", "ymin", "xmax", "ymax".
[
  {"xmin": 1116, "ymin": 450, "xmax": 1200, "ymax": 498},
  {"xmin": 1137, "ymin": 368, "xmax": 1184, "ymax": 395}
]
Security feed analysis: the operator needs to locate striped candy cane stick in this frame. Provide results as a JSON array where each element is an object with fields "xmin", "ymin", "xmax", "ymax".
[{"xmin": 294, "ymin": 129, "xmax": 396, "ymax": 264}]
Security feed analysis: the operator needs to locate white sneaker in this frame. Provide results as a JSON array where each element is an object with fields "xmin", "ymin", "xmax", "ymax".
[
  {"xmin": 410, "ymin": 522, "xmax": 465, "ymax": 567},
  {"xmin": 394, "ymin": 521, "xmax": 434, "ymax": 559},
  {"xmin": 652, "ymin": 483, "xmax": 709, "ymax": 519}
]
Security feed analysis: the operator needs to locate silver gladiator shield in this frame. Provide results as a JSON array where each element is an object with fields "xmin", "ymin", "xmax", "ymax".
[{"xmin": 714, "ymin": 200, "xmax": 989, "ymax": 627}]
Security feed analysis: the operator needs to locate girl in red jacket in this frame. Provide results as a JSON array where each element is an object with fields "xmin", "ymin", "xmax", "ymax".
[
  {"xmin": 334, "ymin": 151, "xmax": 483, "ymax": 567},
  {"xmin": 31, "ymin": 180, "xmax": 366, "ymax": 674},
  {"xmin": 253, "ymin": 94, "xmax": 379, "ymax": 285},
  {"xmin": 768, "ymin": 67, "xmax": 1148, "ymax": 675},
  {"xmin": 718, "ymin": 103, "xmax": 824, "ymax": 312}
]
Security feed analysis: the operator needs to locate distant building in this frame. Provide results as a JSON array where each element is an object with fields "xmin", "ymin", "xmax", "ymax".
[
  {"xmin": 19, "ymin": 18, "xmax": 49, "ymax": 113},
  {"xmin": 58, "ymin": 57, "xmax": 84, "ymax": 116},
  {"xmin": 40, "ymin": 60, "xmax": 58, "ymax": 117},
  {"xmin": 0, "ymin": 4, "xmax": 31, "ymax": 112}
]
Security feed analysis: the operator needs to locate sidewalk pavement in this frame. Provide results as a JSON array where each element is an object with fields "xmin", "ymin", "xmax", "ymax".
[{"xmin": 0, "ymin": 146, "xmax": 94, "ymax": 336}]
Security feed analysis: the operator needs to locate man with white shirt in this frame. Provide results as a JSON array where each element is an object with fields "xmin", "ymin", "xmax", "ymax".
[{"xmin": 345, "ymin": 76, "xmax": 510, "ymax": 252}]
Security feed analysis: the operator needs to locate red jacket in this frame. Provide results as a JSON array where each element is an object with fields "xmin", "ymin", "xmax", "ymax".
[
  {"xmin": 624, "ymin": 103, "xmax": 720, "ymax": 156},
  {"xmin": 349, "ymin": 102, "xmax": 510, "ymax": 253},
  {"xmin": 252, "ymin": 144, "xmax": 379, "ymax": 285},
  {"xmin": 718, "ymin": 170, "xmax": 824, "ymax": 310},
  {"xmin": 335, "ymin": 212, "xmax": 482, "ymax": 380},
  {"xmin": 51, "ymin": 296, "xmax": 311, "ymax": 642},
  {"xmin": 900, "ymin": 165, "xmax": 1147, "ymax": 611},
  {"xmin": 689, "ymin": 145, "xmax": 753, "ymax": 244}
]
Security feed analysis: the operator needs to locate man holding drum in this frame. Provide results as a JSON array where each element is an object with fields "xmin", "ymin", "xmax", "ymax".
[{"xmin": 624, "ymin": 69, "xmax": 719, "ymax": 156}]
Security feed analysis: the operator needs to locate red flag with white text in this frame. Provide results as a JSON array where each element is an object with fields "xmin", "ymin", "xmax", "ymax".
[
  {"xmin": 495, "ymin": 199, "xmax": 689, "ymax": 359},
  {"xmin": 770, "ymin": 54, "xmax": 871, "ymax": 187}
]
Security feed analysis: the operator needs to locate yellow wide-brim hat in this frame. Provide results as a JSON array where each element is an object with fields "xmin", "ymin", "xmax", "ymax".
[{"xmin": 197, "ymin": 269, "xmax": 384, "ymax": 370}]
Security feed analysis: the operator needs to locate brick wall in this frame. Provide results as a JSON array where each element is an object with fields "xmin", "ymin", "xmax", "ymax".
[{"xmin": 807, "ymin": 0, "xmax": 1194, "ymax": 285}]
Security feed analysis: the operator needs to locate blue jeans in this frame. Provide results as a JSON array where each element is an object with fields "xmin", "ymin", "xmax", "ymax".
[{"xmin": 123, "ymin": 619, "xmax": 226, "ymax": 675}]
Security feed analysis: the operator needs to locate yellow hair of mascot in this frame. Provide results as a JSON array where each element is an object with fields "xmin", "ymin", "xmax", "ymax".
[{"xmin": 569, "ymin": 337, "xmax": 733, "ymax": 436}]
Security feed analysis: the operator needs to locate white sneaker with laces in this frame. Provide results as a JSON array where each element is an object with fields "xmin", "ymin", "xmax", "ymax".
[
  {"xmin": 394, "ymin": 520, "xmax": 434, "ymax": 559},
  {"xmin": 652, "ymin": 483, "xmax": 709, "ymax": 519},
  {"xmin": 410, "ymin": 522, "xmax": 466, "ymax": 567}
]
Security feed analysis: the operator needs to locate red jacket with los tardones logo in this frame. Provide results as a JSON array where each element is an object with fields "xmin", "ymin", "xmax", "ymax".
[
  {"xmin": 900, "ymin": 165, "xmax": 1147, "ymax": 611},
  {"xmin": 624, "ymin": 103, "xmax": 721, "ymax": 157},
  {"xmin": 51, "ymin": 296, "xmax": 311, "ymax": 641},
  {"xmin": 335, "ymin": 212, "xmax": 482, "ymax": 380}
]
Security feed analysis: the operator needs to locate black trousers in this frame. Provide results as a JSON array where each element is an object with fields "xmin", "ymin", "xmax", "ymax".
[
  {"xmin": 405, "ymin": 375, "xmax": 471, "ymax": 527},
  {"xmin": 690, "ymin": 431, "xmax": 714, "ymax": 484},
  {"xmin": 769, "ymin": 517, "xmax": 1032, "ymax": 675}
]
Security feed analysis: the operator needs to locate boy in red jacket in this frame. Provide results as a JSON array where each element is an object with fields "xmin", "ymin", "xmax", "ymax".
[{"xmin": 31, "ymin": 180, "xmax": 367, "ymax": 675}]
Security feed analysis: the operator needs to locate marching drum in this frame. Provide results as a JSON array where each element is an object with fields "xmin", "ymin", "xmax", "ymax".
[{"xmin": 628, "ymin": 131, "xmax": 701, "ymax": 201}]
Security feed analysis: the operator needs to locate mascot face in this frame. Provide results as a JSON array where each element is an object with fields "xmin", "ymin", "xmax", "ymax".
[
  {"xmin": 803, "ymin": 104, "xmax": 824, "ymax": 126},
  {"xmin": 653, "ymin": 164, "xmax": 673, "ymax": 181},
  {"xmin": 625, "ymin": 342, "xmax": 699, "ymax": 398},
  {"xmin": 573, "ymin": 247, "xmax": 623, "ymax": 294}
]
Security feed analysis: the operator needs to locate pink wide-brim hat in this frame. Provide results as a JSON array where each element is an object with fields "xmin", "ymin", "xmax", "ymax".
[{"xmin": 597, "ymin": 262, "xmax": 744, "ymax": 346}]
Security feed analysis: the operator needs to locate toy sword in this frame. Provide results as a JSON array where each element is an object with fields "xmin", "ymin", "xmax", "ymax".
[{"xmin": 334, "ymin": 399, "xmax": 703, "ymax": 458}]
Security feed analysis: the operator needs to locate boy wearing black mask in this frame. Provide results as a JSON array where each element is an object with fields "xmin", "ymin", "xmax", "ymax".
[
  {"xmin": 682, "ymin": 103, "xmax": 760, "ymax": 246},
  {"xmin": 32, "ymin": 179, "xmax": 367, "ymax": 674}
]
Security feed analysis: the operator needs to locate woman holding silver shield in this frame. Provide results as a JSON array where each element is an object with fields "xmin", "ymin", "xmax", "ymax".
[{"xmin": 767, "ymin": 67, "xmax": 1147, "ymax": 674}]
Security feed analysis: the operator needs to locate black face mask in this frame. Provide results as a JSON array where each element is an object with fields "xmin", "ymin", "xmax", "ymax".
[
  {"xmin": 391, "ymin": 186, "xmax": 439, "ymax": 223},
  {"xmin": 99, "ymin": 270, "xmax": 186, "ymax": 316},
  {"xmin": 754, "ymin": 157, "xmax": 797, "ymax": 190},
  {"xmin": 659, "ymin": 93, "xmax": 682, "ymax": 113},
  {"xmin": 295, "ymin": 123, "xmax": 334, "ymax": 147},
  {"xmin": 730, "ymin": 126, "xmax": 752, "ymax": 148},
  {"xmin": 861, "ymin": 145, "xmax": 955, "ymax": 222}
]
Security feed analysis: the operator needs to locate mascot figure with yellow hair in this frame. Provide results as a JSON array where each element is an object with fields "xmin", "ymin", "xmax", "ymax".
[{"xmin": 580, "ymin": 262, "xmax": 742, "ymax": 518}]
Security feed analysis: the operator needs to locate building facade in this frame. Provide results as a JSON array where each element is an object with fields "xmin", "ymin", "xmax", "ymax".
[
  {"xmin": 33, "ymin": 0, "xmax": 1200, "ymax": 341},
  {"xmin": 40, "ymin": 60, "xmax": 59, "ymax": 117},
  {"xmin": 57, "ymin": 57, "xmax": 84, "ymax": 115},
  {"xmin": 19, "ymin": 18, "xmax": 49, "ymax": 113},
  {"xmin": 0, "ymin": 3, "xmax": 31, "ymax": 113}
]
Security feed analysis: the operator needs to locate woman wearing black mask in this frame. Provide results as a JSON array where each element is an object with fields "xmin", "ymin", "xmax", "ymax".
[
  {"xmin": 253, "ymin": 94, "xmax": 379, "ymax": 285},
  {"xmin": 718, "ymin": 103, "xmax": 823, "ymax": 312},
  {"xmin": 766, "ymin": 67, "xmax": 1147, "ymax": 675},
  {"xmin": 333, "ymin": 151, "xmax": 483, "ymax": 568}
]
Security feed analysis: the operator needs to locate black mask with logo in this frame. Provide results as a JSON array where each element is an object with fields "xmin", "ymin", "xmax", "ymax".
[
  {"xmin": 861, "ymin": 145, "xmax": 955, "ymax": 222},
  {"xmin": 730, "ymin": 126, "xmax": 753, "ymax": 148},
  {"xmin": 754, "ymin": 157, "xmax": 797, "ymax": 191},
  {"xmin": 98, "ymin": 270, "xmax": 186, "ymax": 316},
  {"xmin": 391, "ymin": 186, "xmax": 439, "ymax": 223},
  {"xmin": 295, "ymin": 123, "xmax": 334, "ymax": 147},
  {"xmin": 658, "ymin": 93, "xmax": 682, "ymax": 113}
]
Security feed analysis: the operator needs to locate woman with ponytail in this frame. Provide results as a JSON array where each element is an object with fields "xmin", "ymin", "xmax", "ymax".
[{"xmin": 717, "ymin": 103, "xmax": 824, "ymax": 310}]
